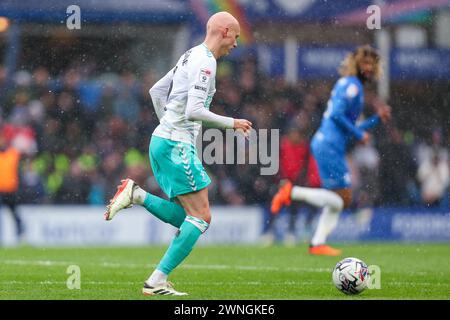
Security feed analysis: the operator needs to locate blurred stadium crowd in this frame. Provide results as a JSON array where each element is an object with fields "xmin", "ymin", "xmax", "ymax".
[{"xmin": 0, "ymin": 58, "xmax": 448, "ymax": 210}]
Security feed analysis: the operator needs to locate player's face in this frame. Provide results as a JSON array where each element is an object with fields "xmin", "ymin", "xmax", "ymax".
[
  {"xmin": 221, "ymin": 25, "xmax": 240, "ymax": 56},
  {"xmin": 358, "ymin": 56, "xmax": 376, "ymax": 82}
]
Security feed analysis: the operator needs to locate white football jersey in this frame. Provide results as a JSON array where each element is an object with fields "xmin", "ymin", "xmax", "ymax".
[{"xmin": 152, "ymin": 44, "xmax": 217, "ymax": 145}]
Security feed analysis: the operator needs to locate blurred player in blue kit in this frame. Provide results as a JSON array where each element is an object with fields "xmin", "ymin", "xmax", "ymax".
[{"xmin": 271, "ymin": 45, "xmax": 391, "ymax": 256}]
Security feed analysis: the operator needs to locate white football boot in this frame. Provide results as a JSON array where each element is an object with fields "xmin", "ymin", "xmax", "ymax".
[
  {"xmin": 104, "ymin": 178, "xmax": 135, "ymax": 221},
  {"xmin": 142, "ymin": 281, "xmax": 188, "ymax": 296}
]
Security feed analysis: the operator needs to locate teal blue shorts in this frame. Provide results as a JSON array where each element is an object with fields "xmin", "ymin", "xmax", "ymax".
[{"xmin": 149, "ymin": 135, "xmax": 211, "ymax": 199}]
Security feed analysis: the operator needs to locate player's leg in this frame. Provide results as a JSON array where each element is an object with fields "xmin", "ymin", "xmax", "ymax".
[
  {"xmin": 105, "ymin": 136, "xmax": 191, "ymax": 226},
  {"xmin": 143, "ymin": 136, "xmax": 212, "ymax": 295},
  {"xmin": 270, "ymin": 179, "xmax": 293, "ymax": 214},
  {"xmin": 3, "ymin": 193, "xmax": 24, "ymax": 239},
  {"xmin": 292, "ymin": 185, "xmax": 345, "ymax": 209},
  {"xmin": 308, "ymin": 157, "xmax": 351, "ymax": 256},
  {"xmin": 333, "ymin": 188, "xmax": 352, "ymax": 209},
  {"xmin": 271, "ymin": 181, "xmax": 344, "ymax": 213},
  {"xmin": 309, "ymin": 188, "xmax": 351, "ymax": 255},
  {"xmin": 144, "ymin": 187, "xmax": 210, "ymax": 296},
  {"xmin": 303, "ymin": 144, "xmax": 349, "ymax": 255},
  {"xmin": 271, "ymin": 144, "xmax": 343, "ymax": 214},
  {"xmin": 104, "ymin": 178, "xmax": 186, "ymax": 227},
  {"xmin": 270, "ymin": 179, "xmax": 345, "ymax": 254},
  {"xmin": 260, "ymin": 206, "xmax": 277, "ymax": 246},
  {"xmin": 284, "ymin": 203, "xmax": 298, "ymax": 246},
  {"xmin": 137, "ymin": 188, "xmax": 186, "ymax": 227}
]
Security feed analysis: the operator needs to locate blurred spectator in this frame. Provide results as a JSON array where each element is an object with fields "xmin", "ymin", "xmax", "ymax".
[
  {"xmin": 417, "ymin": 149, "xmax": 449, "ymax": 207},
  {"xmin": 20, "ymin": 159, "xmax": 46, "ymax": 204},
  {"xmin": 113, "ymin": 71, "xmax": 140, "ymax": 124},
  {"xmin": 99, "ymin": 150, "xmax": 125, "ymax": 201},
  {"xmin": 55, "ymin": 161, "xmax": 91, "ymax": 204},
  {"xmin": 8, "ymin": 90, "xmax": 30, "ymax": 125},
  {"xmin": 350, "ymin": 142, "xmax": 381, "ymax": 208},
  {"xmin": 0, "ymin": 133, "xmax": 25, "ymax": 242},
  {"xmin": 415, "ymin": 128, "xmax": 448, "ymax": 167},
  {"xmin": 348, "ymin": 142, "xmax": 382, "ymax": 231},
  {"xmin": 379, "ymin": 127, "xmax": 417, "ymax": 206},
  {"xmin": 31, "ymin": 67, "xmax": 50, "ymax": 98},
  {"xmin": 0, "ymin": 61, "xmax": 447, "ymax": 211}
]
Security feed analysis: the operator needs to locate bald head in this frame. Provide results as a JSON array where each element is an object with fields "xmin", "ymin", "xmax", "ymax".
[
  {"xmin": 204, "ymin": 12, "xmax": 240, "ymax": 58},
  {"xmin": 207, "ymin": 11, "xmax": 240, "ymax": 36}
]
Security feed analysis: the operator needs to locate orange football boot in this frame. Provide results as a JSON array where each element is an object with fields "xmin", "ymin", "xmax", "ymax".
[
  {"xmin": 309, "ymin": 245, "xmax": 342, "ymax": 256},
  {"xmin": 270, "ymin": 180, "xmax": 293, "ymax": 215}
]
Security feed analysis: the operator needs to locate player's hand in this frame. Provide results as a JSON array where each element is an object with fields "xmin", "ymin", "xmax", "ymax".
[
  {"xmin": 233, "ymin": 119, "xmax": 252, "ymax": 135},
  {"xmin": 373, "ymin": 97, "xmax": 392, "ymax": 123},
  {"xmin": 377, "ymin": 104, "xmax": 392, "ymax": 123},
  {"xmin": 360, "ymin": 132, "xmax": 371, "ymax": 145}
]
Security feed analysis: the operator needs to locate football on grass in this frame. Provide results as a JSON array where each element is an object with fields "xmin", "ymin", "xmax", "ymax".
[{"xmin": 332, "ymin": 257, "xmax": 369, "ymax": 295}]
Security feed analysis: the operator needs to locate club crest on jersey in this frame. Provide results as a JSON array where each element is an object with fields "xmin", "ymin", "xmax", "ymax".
[
  {"xmin": 346, "ymin": 83, "xmax": 359, "ymax": 98},
  {"xmin": 199, "ymin": 69, "xmax": 211, "ymax": 84}
]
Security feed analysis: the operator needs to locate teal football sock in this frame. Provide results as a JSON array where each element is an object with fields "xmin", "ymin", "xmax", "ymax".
[
  {"xmin": 157, "ymin": 216, "xmax": 209, "ymax": 275},
  {"xmin": 142, "ymin": 193, "xmax": 186, "ymax": 228}
]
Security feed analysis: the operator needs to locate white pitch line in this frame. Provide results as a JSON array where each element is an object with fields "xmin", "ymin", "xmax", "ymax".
[
  {"xmin": 1, "ymin": 259, "xmax": 72, "ymax": 266},
  {"xmin": 1, "ymin": 259, "xmax": 330, "ymax": 273},
  {"xmin": 388, "ymin": 281, "xmax": 450, "ymax": 287},
  {"xmin": 1, "ymin": 280, "xmax": 448, "ymax": 287},
  {"xmin": 0, "ymin": 280, "xmax": 319, "ymax": 286},
  {"xmin": 2, "ymin": 259, "xmax": 446, "ymax": 278},
  {"xmin": 0, "ymin": 280, "xmax": 136, "ymax": 285}
]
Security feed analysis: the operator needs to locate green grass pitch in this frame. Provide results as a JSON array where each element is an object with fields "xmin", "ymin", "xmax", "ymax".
[{"xmin": 1, "ymin": 243, "xmax": 449, "ymax": 300}]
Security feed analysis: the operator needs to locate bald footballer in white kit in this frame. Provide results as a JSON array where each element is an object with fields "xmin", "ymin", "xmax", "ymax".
[{"xmin": 104, "ymin": 12, "xmax": 252, "ymax": 296}]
